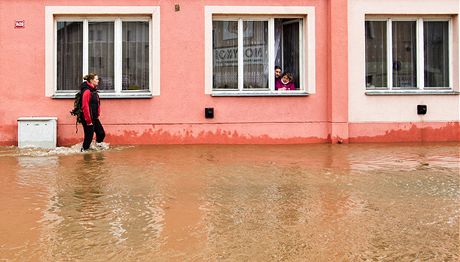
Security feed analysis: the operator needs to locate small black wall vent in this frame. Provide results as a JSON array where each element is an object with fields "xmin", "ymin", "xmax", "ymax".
[
  {"xmin": 205, "ymin": 108, "xmax": 214, "ymax": 119},
  {"xmin": 417, "ymin": 105, "xmax": 427, "ymax": 115}
]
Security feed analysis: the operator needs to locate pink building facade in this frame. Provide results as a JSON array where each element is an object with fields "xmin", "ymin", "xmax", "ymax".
[{"xmin": 0, "ymin": 0, "xmax": 458, "ymax": 146}]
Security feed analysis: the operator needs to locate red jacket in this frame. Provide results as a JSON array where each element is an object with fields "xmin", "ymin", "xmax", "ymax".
[{"xmin": 81, "ymin": 81, "xmax": 100, "ymax": 125}]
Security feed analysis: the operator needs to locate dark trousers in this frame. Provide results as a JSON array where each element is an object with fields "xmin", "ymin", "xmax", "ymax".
[{"xmin": 82, "ymin": 119, "xmax": 105, "ymax": 150}]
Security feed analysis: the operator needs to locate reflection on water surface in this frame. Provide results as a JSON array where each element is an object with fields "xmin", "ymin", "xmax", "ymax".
[{"xmin": 0, "ymin": 143, "xmax": 458, "ymax": 260}]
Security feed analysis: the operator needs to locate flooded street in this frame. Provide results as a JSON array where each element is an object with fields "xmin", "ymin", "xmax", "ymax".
[{"xmin": 0, "ymin": 143, "xmax": 458, "ymax": 261}]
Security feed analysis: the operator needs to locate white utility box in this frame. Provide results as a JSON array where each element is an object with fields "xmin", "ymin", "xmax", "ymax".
[{"xmin": 18, "ymin": 117, "xmax": 57, "ymax": 149}]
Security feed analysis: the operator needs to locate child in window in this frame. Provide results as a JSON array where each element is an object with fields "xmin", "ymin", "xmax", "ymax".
[{"xmin": 275, "ymin": 72, "xmax": 296, "ymax": 90}]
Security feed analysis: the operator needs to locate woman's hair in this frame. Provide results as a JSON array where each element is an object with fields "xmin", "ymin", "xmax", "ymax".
[
  {"xmin": 83, "ymin": 73, "xmax": 98, "ymax": 81},
  {"xmin": 282, "ymin": 72, "xmax": 293, "ymax": 81}
]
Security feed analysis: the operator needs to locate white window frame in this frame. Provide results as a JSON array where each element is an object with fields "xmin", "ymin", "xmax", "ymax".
[
  {"xmin": 45, "ymin": 6, "xmax": 160, "ymax": 98},
  {"xmin": 365, "ymin": 16, "xmax": 453, "ymax": 91},
  {"xmin": 205, "ymin": 6, "xmax": 316, "ymax": 96}
]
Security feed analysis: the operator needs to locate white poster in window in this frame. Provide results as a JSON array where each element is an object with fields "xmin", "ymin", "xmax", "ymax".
[{"xmin": 223, "ymin": 21, "xmax": 254, "ymax": 40}]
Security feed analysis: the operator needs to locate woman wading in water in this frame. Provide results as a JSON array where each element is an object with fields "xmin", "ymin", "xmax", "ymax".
[{"xmin": 80, "ymin": 73, "xmax": 105, "ymax": 151}]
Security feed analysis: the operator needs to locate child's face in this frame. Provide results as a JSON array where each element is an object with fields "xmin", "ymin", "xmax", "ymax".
[
  {"xmin": 281, "ymin": 75, "xmax": 290, "ymax": 83},
  {"xmin": 275, "ymin": 69, "xmax": 282, "ymax": 78}
]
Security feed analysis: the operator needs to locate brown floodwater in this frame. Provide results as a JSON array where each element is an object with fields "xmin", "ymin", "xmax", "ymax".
[{"xmin": 0, "ymin": 143, "xmax": 458, "ymax": 261}]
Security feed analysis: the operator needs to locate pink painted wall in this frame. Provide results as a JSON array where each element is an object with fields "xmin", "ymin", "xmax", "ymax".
[
  {"xmin": 349, "ymin": 122, "xmax": 460, "ymax": 143},
  {"xmin": 0, "ymin": 0, "xmax": 457, "ymax": 145},
  {"xmin": 0, "ymin": 0, "xmax": 341, "ymax": 146},
  {"xmin": 327, "ymin": 0, "xmax": 349, "ymax": 143}
]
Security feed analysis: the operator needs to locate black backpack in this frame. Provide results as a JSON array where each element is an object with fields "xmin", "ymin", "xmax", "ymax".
[{"xmin": 70, "ymin": 86, "xmax": 88, "ymax": 132}]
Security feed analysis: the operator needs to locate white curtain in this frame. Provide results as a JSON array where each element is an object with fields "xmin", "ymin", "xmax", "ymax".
[
  {"xmin": 365, "ymin": 21, "xmax": 387, "ymax": 89},
  {"xmin": 88, "ymin": 22, "xmax": 114, "ymax": 91},
  {"xmin": 122, "ymin": 22, "xmax": 149, "ymax": 91},
  {"xmin": 424, "ymin": 21, "xmax": 449, "ymax": 88},
  {"xmin": 392, "ymin": 21, "xmax": 417, "ymax": 89},
  {"xmin": 57, "ymin": 22, "xmax": 83, "ymax": 91},
  {"xmin": 243, "ymin": 21, "xmax": 268, "ymax": 89},
  {"xmin": 274, "ymin": 20, "xmax": 282, "ymax": 70},
  {"xmin": 213, "ymin": 21, "xmax": 238, "ymax": 90}
]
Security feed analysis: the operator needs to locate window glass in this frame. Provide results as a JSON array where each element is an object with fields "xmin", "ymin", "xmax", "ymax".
[
  {"xmin": 243, "ymin": 21, "xmax": 268, "ymax": 89},
  {"xmin": 392, "ymin": 21, "xmax": 417, "ymax": 89},
  {"xmin": 89, "ymin": 22, "xmax": 114, "ymax": 91},
  {"xmin": 424, "ymin": 21, "xmax": 449, "ymax": 88},
  {"xmin": 280, "ymin": 19, "xmax": 300, "ymax": 90},
  {"xmin": 365, "ymin": 21, "xmax": 387, "ymax": 89},
  {"xmin": 55, "ymin": 18, "xmax": 152, "ymax": 94},
  {"xmin": 57, "ymin": 22, "xmax": 83, "ymax": 91},
  {"xmin": 213, "ymin": 21, "xmax": 238, "ymax": 90},
  {"xmin": 122, "ymin": 22, "xmax": 149, "ymax": 91},
  {"xmin": 212, "ymin": 18, "xmax": 303, "ymax": 91}
]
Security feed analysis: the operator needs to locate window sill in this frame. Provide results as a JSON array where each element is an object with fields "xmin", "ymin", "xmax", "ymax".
[
  {"xmin": 211, "ymin": 91, "xmax": 309, "ymax": 97},
  {"xmin": 52, "ymin": 92, "xmax": 153, "ymax": 99},
  {"xmin": 365, "ymin": 90, "xmax": 459, "ymax": 96}
]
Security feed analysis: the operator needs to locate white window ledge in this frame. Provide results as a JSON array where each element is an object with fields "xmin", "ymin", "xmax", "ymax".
[
  {"xmin": 52, "ymin": 92, "xmax": 153, "ymax": 99},
  {"xmin": 211, "ymin": 91, "xmax": 309, "ymax": 97},
  {"xmin": 365, "ymin": 90, "xmax": 460, "ymax": 96}
]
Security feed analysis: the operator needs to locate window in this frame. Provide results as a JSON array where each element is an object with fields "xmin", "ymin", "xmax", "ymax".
[
  {"xmin": 212, "ymin": 18, "xmax": 302, "ymax": 91},
  {"xmin": 57, "ymin": 18, "xmax": 149, "ymax": 92},
  {"xmin": 366, "ymin": 18, "xmax": 451, "ymax": 90},
  {"xmin": 205, "ymin": 6, "xmax": 316, "ymax": 96},
  {"xmin": 45, "ymin": 6, "xmax": 160, "ymax": 98}
]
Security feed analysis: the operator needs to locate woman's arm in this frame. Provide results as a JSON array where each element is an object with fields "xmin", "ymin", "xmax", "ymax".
[{"xmin": 81, "ymin": 90, "xmax": 92, "ymax": 125}]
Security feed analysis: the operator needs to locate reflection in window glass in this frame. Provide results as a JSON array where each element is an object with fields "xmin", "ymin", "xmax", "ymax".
[
  {"xmin": 57, "ymin": 22, "xmax": 83, "ymax": 91},
  {"xmin": 122, "ymin": 22, "xmax": 149, "ymax": 91},
  {"xmin": 424, "ymin": 21, "xmax": 449, "ymax": 88},
  {"xmin": 89, "ymin": 22, "xmax": 114, "ymax": 91},
  {"xmin": 213, "ymin": 21, "xmax": 238, "ymax": 90},
  {"xmin": 392, "ymin": 21, "xmax": 417, "ymax": 89},
  {"xmin": 243, "ymin": 21, "xmax": 268, "ymax": 89},
  {"xmin": 365, "ymin": 21, "xmax": 387, "ymax": 89}
]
